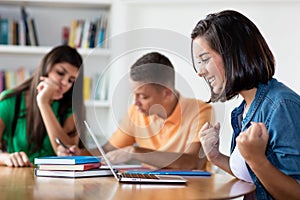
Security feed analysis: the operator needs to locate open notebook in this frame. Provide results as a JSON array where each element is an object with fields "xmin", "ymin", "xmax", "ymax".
[{"xmin": 84, "ymin": 120, "xmax": 187, "ymax": 184}]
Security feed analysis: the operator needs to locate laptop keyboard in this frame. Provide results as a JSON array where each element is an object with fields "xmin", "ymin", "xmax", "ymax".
[{"xmin": 121, "ymin": 173, "xmax": 159, "ymax": 179}]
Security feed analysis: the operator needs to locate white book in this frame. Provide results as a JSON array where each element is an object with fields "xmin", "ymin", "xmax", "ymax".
[
  {"xmin": 80, "ymin": 20, "xmax": 91, "ymax": 48},
  {"xmin": 35, "ymin": 168, "xmax": 113, "ymax": 178}
]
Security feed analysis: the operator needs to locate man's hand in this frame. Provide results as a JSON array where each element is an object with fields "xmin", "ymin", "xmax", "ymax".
[
  {"xmin": 106, "ymin": 146, "xmax": 134, "ymax": 164},
  {"xmin": 236, "ymin": 122, "xmax": 269, "ymax": 167},
  {"xmin": 198, "ymin": 122, "xmax": 221, "ymax": 162},
  {"xmin": 3, "ymin": 152, "xmax": 33, "ymax": 167}
]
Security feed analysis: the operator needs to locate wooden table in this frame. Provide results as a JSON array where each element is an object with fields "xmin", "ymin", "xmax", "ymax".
[{"xmin": 0, "ymin": 167, "xmax": 255, "ymax": 200}]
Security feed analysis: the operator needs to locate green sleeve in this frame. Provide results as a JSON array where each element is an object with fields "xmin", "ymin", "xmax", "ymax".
[{"xmin": 0, "ymin": 90, "xmax": 16, "ymax": 142}]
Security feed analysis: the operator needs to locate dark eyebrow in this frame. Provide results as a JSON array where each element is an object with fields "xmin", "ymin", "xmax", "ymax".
[{"xmin": 58, "ymin": 65, "xmax": 77, "ymax": 80}]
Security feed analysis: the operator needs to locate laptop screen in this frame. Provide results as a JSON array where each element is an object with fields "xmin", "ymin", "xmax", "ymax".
[{"xmin": 84, "ymin": 120, "xmax": 119, "ymax": 180}]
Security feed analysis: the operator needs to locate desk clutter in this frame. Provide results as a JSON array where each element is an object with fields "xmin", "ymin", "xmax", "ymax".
[{"xmin": 34, "ymin": 156, "xmax": 112, "ymax": 178}]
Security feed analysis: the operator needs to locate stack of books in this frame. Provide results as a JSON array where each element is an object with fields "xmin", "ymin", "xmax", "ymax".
[{"xmin": 34, "ymin": 156, "xmax": 112, "ymax": 178}]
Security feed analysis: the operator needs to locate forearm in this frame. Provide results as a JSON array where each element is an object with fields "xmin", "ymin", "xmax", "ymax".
[
  {"xmin": 131, "ymin": 146, "xmax": 204, "ymax": 169},
  {"xmin": 248, "ymin": 158, "xmax": 300, "ymax": 199},
  {"xmin": 210, "ymin": 153, "xmax": 233, "ymax": 176},
  {"xmin": 38, "ymin": 103, "xmax": 77, "ymax": 150}
]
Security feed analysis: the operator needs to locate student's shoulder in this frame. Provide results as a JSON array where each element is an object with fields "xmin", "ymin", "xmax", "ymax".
[
  {"xmin": 0, "ymin": 89, "xmax": 15, "ymax": 101},
  {"xmin": 0, "ymin": 90, "xmax": 17, "ymax": 115},
  {"xmin": 266, "ymin": 79, "xmax": 300, "ymax": 105},
  {"xmin": 0, "ymin": 89, "xmax": 12, "ymax": 97}
]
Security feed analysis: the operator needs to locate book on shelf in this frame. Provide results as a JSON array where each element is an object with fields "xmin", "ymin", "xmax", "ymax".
[
  {"xmin": 92, "ymin": 73, "xmax": 108, "ymax": 101},
  {"xmin": 27, "ymin": 17, "xmax": 39, "ymax": 46},
  {"xmin": 0, "ymin": 67, "xmax": 32, "ymax": 92},
  {"xmin": 95, "ymin": 13, "xmax": 108, "ymax": 48},
  {"xmin": 84, "ymin": 76, "xmax": 91, "ymax": 100},
  {"xmin": 20, "ymin": 6, "xmax": 39, "ymax": 46},
  {"xmin": 9, "ymin": 19, "xmax": 18, "ymax": 45},
  {"xmin": 88, "ymin": 21, "xmax": 97, "ymax": 48},
  {"xmin": 0, "ymin": 18, "xmax": 9, "ymax": 45},
  {"xmin": 62, "ymin": 26, "xmax": 70, "ymax": 45},
  {"xmin": 34, "ymin": 168, "xmax": 113, "ymax": 178},
  {"xmin": 80, "ymin": 20, "xmax": 91, "ymax": 48},
  {"xmin": 21, "ymin": 6, "xmax": 30, "ymax": 45},
  {"xmin": 34, "ymin": 156, "xmax": 101, "ymax": 165},
  {"xmin": 74, "ymin": 19, "xmax": 84, "ymax": 48},
  {"xmin": 18, "ymin": 19, "xmax": 26, "ymax": 45},
  {"xmin": 37, "ymin": 162, "xmax": 102, "ymax": 171},
  {"xmin": 68, "ymin": 19, "xmax": 78, "ymax": 48}
]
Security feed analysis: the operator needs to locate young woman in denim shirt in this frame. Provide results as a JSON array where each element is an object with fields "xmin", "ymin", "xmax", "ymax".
[{"xmin": 191, "ymin": 10, "xmax": 300, "ymax": 199}]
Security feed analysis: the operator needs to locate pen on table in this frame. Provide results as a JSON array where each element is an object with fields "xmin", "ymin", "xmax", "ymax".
[{"xmin": 55, "ymin": 137, "xmax": 74, "ymax": 155}]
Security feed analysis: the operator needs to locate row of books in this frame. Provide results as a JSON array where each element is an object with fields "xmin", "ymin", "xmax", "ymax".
[
  {"xmin": 0, "ymin": 67, "xmax": 32, "ymax": 92},
  {"xmin": 84, "ymin": 74, "xmax": 109, "ymax": 101},
  {"xmin": 0, "ymin": 6, "xmax": 109, "ymax": 48},
  {"xmin": 66, "ymin": 13, "xmax": 109, "ymax": 49},
  {"xmin": 0, "ymin": 7, "xmax": 38, "ymax": 46}
]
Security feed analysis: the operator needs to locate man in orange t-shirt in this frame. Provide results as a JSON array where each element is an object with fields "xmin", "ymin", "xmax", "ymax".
[{"xmin": 58, "ymin": 52, "xmax": 213, "ymax": 170}]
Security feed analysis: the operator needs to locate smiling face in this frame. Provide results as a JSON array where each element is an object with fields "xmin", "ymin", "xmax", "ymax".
[
  {"xmin": 193, "ymin": 37, "xmax": 225, "ymax": 95},
  {"xmin": 130, "ymin": 80, "xmax": 168, "ymax": 117},
  {"xmin": 47, "ymin": 62, "xmax": 79, "ymax": 100}
]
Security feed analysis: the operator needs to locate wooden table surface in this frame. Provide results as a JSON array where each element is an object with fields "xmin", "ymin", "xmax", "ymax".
[{"xmin": 0, "ymin": 167, "xmax": 255, "ymax": 200}]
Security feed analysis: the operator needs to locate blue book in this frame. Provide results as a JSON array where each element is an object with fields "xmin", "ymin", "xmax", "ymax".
[
  {"xmin": 34, "ymin": 156, "xmax": 101, "ymax": 165},
  {"xmin": 125, "ymin": 169, "xmax": 211, "ymax": 176},
  {"xmin": 0, "ymin": 18, "xmax": 9, "ymax": 45}
]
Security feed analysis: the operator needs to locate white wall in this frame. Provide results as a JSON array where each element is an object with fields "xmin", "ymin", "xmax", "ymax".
[{"xmin": 110, "ymin": 0, "xmax": 300, "ymax": 155}]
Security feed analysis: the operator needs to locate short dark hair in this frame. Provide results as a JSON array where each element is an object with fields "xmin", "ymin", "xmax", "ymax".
[
  {"xmin": 130, "ymin": 52, "xmax": 175, "ymax": 90},
  {"xmin": 191, "ymin": 10, "xmax": 275, "ymax": 102}
]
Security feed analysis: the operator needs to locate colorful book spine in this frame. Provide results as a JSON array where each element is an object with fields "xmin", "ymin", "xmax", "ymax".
[
  {"xmin": 84, "ymin": 76, "xmax": 91, "ymax": 100},
  {"xmin": 0, "ymin": 18, "xmax": 9, "ymax": 45},
  {"xmin": 21, "ymin": 6, "xmax": 30, "ymax": 46},
  {"xmin": 34, "ymin": 156, "xmax": 101, "ymax": 165}
]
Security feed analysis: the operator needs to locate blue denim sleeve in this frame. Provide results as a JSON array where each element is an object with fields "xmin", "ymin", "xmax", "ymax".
[{"xmin": 265, "ymin": 99, "xmax": 300, "ymax": 179}]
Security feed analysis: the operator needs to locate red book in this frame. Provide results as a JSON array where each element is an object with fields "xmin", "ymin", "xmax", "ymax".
[{"xmin": 37, "ymin": 162, "xmax": 101, "ymax": 171}]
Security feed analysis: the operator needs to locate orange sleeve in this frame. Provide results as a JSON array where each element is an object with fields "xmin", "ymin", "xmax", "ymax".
[
  {"xmin": 192, "ymin": 101, "xmax": 213, "ymax": 142},
  {"xmin": 108, "ymin": 105, "xmax": 136, "ymax": 148},
  {"xmin": 198, "ymin": 101, "xmax": 214, "ymax": 130},
  {"xmin": 109, "ymin": 128, "xmax": 135, "ymax": 149}
]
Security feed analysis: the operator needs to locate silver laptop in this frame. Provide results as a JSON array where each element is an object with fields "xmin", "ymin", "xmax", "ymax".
[{"xmin": 84, "ymin": 120, "xmax": 187, "ymax": 184}]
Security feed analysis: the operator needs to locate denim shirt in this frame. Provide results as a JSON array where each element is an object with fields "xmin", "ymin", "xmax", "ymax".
[{"xmin": 230, "ymin": 78, "xmax": 300, "ymax": 199}]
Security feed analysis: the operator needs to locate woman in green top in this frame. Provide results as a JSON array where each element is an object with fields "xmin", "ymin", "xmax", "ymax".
[{"xmin": 0, "ymin": 45, "xmax": 84, "ymax": 167}]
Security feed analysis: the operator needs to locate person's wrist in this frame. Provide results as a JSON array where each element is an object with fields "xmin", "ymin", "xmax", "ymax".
[
  {"xmin": 246, "ymin": 155, "xmax": 269, "ymax": 171},
  {"xmin": 205, "ymin": 148, "xmax": 219, "ymax": 161},
  {"xmin": 36, "ymin": 98, "xmax": 51, "ymax": 108},
  {"xmin": 209, "ymin": 155, "xmax": 218, "ymax": 164}
]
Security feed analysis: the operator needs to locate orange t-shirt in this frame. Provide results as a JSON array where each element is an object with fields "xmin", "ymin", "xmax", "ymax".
[{"xmin": 109, "ymin": 94, "xmax": 213, "ymax": 153}]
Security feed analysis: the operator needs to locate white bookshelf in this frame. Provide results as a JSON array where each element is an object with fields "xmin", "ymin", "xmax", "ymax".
[
  {"xmin": 0, "ymin": 45, "xmax": 111, "ymax": 56},
  {"xmin": 0, "ymin": 0, "xmax": 111, "ymax": 8}
]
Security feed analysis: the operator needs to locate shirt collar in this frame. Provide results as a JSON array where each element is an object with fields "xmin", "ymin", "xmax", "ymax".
[
  {"xmin": 164, "ymin": 92, "xmax": 182, "ymax": 125},
  {"xmin": 241, "ymin": 78, "xmax": 274, "ymax": 127}
]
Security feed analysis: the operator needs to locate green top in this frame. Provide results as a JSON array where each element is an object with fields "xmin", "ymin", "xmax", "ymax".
[{"xmin": 0, "ymin": 90, "xmax": 73, "ymax": 163}]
